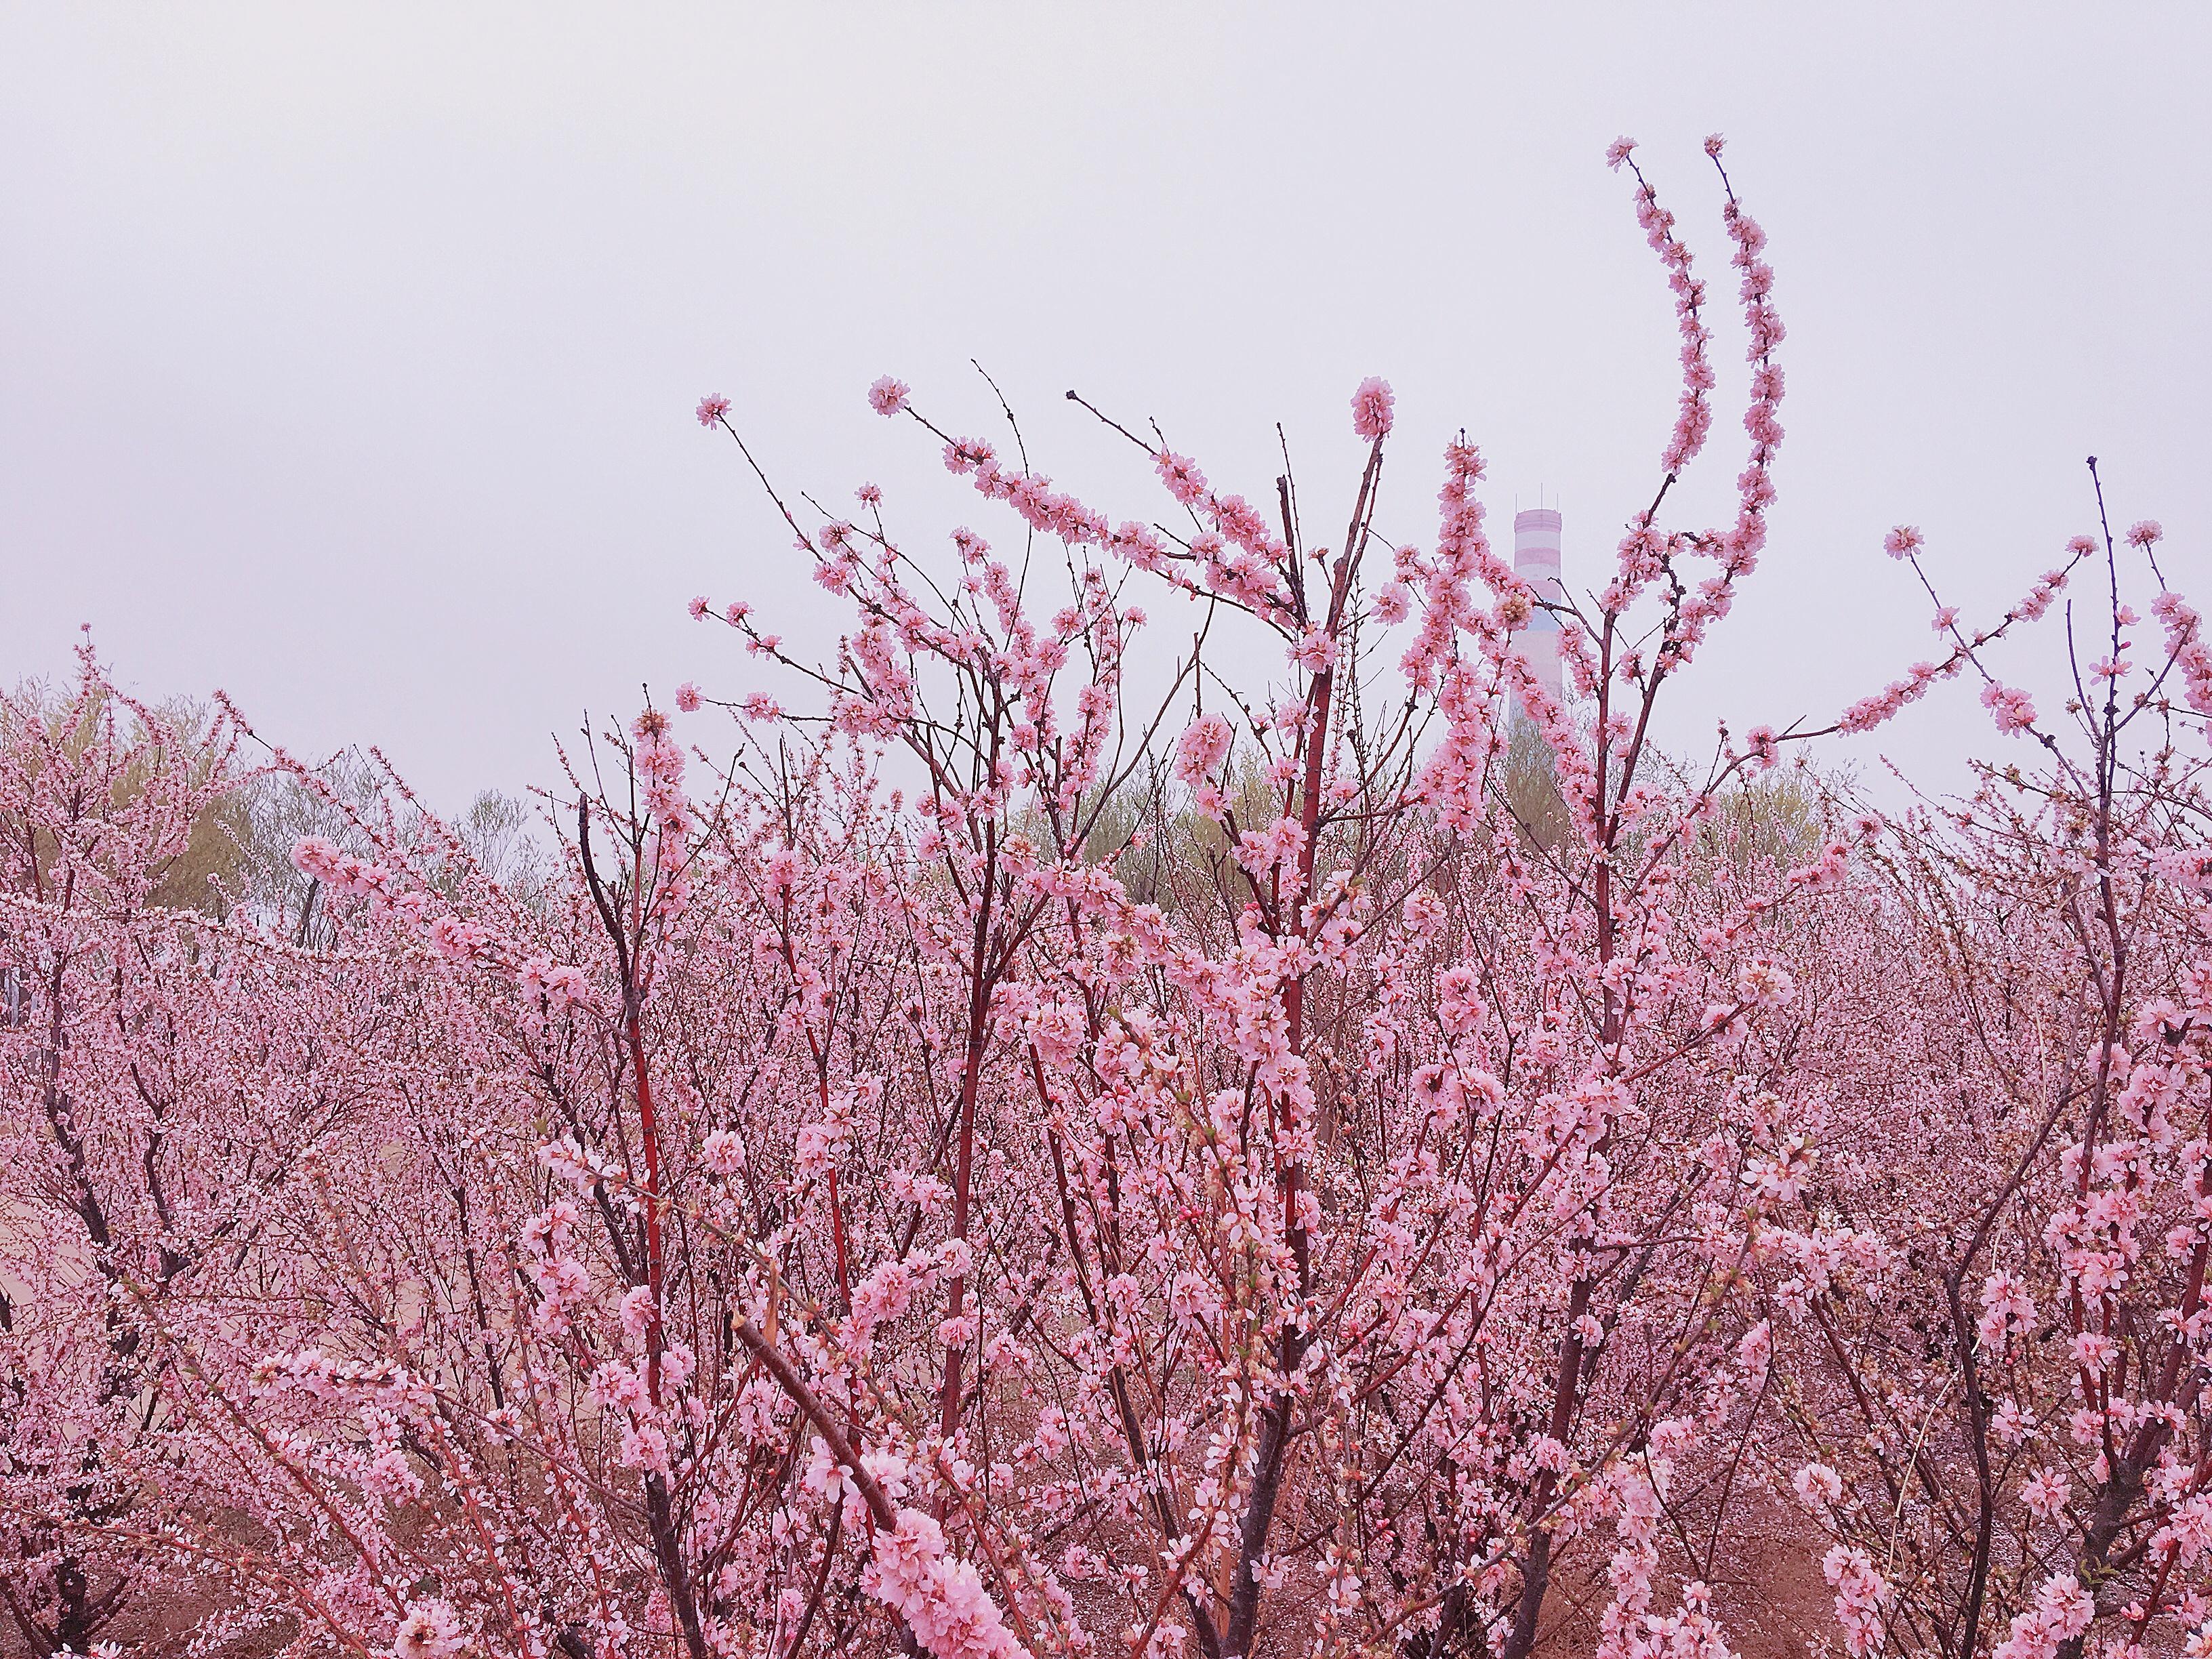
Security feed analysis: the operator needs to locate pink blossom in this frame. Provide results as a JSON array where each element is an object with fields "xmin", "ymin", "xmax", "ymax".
[
  {"xmin": 1735, "ymin": 956, "xmax": 1796, "ymax": 1009},
  {"xmin": 2022, "ymin": 1467, "xmax": 2070, "ymax": 1519},
  {"xmin": 1292, "ymin": 628, "xmax": 1342, "ymax": 674},
  {"xmin": 392, "ymin": 1598, "xmax": 463, "ymax": 1659},
  {"xmin": 1824, "ymin": 1547, "xmax": 1889, "ymax": 1658},
  {"xmin": 864, "ymin": 1509, "xmax": 1028, "ymax": 1659},
  {"xmin": 1351, "ymin": 376, "xmax": 1395, "ymax": 441},
  {"xmin": 1155, "ymin": 450, "xmax": 1208, "ymax": 506},
  {"xmin": 868, "ymin": 375, "xmax": 911, "ymax": 417},
  {"xmin": 701, "ymin": 1129, "xmax": 744, "ymax": 1174},
  {"xmin": 1980, "ymin": 681, "xmax": 2037, "ymax": 733},
  {"xmin": 1795, "ymin": 1462, "xmax": 1844, "ymax": 1507},
  {"xmin": 1174, "ymin": 712, "xmax": 1233, "ymax": 784}
]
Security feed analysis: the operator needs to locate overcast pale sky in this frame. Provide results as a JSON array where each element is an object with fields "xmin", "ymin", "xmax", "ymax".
[{"xmin": 3, "ymin": 5, "xmax": 2204, "ymax": 809}]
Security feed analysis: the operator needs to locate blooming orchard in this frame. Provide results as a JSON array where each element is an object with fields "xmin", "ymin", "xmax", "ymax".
[{"xmin": 2, "ymin": 139, "xmax": 2208, "ymax": 1659}]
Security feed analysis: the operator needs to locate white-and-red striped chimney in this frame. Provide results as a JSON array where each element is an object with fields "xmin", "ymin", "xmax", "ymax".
[{"xmin": 1513, "ymin": 506, "xmax": 1565, "ymax": 714}]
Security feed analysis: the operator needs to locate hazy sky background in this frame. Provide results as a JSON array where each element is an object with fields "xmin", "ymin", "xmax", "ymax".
[{"xmin": 3, "ymin": 5, "xmax": 2205, "ymax": 812}]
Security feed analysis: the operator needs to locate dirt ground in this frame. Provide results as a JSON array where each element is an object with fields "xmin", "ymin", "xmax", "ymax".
[
  {"xmin": 1536, "ymin": 1504, "xmax": 1842, "ymax": 1659},
  {"xmin": 5, "ymin": 1511, "xmax": 1847, "ymax": 1658}
]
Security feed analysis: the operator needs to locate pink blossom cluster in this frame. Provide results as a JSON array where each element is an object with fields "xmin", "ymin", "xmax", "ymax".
[{"xmin": 864, "ymin": 1510, "xmax": 1029, "ymax": 1659}]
